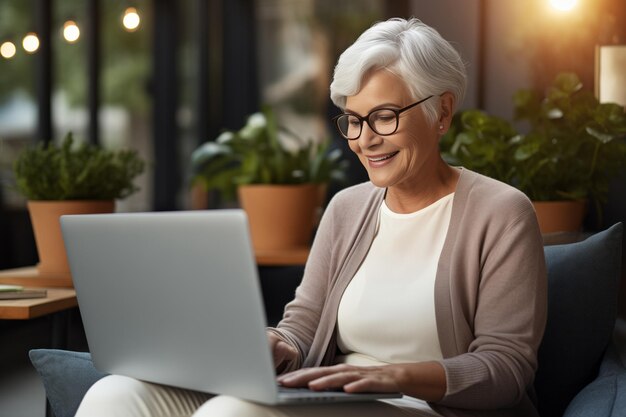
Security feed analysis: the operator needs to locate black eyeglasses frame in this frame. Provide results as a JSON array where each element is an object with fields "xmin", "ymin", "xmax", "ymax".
[{"xmin": 331, "ymin": 95, "xmax": 434, "ymax": 140}]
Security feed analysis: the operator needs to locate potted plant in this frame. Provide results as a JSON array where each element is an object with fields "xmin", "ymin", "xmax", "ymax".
[
  {"xmin": 13, "ymin": 133, "xmax": 145, "ymax": 284},
  {"xmin": 191, "ymin": 106, "xmax": 348, "ymax": 251},
  {"xmin": 441, "ymin": 72, "xmax": 626, "ymax": 233}
]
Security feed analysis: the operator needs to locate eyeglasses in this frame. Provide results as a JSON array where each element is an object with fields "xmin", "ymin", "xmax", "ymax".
[{"xmin": 332, "ymin": 95, "xmax": 434, "ymax": 140}]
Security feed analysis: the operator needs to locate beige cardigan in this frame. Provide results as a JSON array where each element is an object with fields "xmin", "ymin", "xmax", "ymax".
[{"xmin": 270, "ymin": 168, "xmax": 547, "ymax": 417}]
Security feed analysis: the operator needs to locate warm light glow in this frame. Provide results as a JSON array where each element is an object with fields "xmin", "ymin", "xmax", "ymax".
[
  {"xmin": 63, "ymin": 20, "xmax": 80, "ymax": 43},
  {"xmin": 0, "ymin": 41, "xmax": 17, "ymax": 59},
  {"xmin": 549, "ymin": 0, "xmax": 578, "ymax": 11},
  {"xmin": 122, "ymin": 7, "xmax": 141, "ymax": 32},
  {"xmin": 22, "ymin": 33, "xmax": 39, "ymax": 53}
]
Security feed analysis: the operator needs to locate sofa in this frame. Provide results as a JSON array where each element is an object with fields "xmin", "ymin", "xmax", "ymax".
[{"xmin": 29, "ymin": 223, "xmax": 624, "ymax": 417}]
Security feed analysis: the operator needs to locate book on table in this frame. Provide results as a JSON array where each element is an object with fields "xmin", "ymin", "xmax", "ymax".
[{"xmin": 0, "ymin": 284, "xmax": 47, "ymax": 300}]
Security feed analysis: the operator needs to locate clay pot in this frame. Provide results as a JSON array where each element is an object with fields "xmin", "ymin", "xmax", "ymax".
[
  {"xmin": 533, "ymin": 200, "xmax": 587, "ymax": 234},
  {"xmin": 27, "ymin": 200, "xmax": 115, "ymax": 282},
  {"xmin": 237, "ymin": 184, "xmax": 323, "ymax": 251}
]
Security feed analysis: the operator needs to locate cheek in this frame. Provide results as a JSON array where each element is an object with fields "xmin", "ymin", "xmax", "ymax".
[{"xmin": 348, "ymin": 140, "xmax": 361, "ymax": 155}]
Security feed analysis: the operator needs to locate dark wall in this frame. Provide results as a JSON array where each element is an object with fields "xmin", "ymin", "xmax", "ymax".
[{"xmin": 0, "ymin": 209, "xmax": 38, "ymax": 270}]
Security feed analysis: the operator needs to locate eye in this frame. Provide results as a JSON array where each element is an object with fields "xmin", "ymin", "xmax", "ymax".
[
  {"xmin": 372, "ymin": 110, "xmax": 396, "ymax": 124},
  {"xmin": 347, "ymin": 117, "xmax": 360, "ymax": 127}
]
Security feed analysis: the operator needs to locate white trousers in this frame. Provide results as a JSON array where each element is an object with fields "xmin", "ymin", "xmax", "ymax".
[{"xmin": 75, "ymin": 375, "xmax": 442, "ymax": 417}]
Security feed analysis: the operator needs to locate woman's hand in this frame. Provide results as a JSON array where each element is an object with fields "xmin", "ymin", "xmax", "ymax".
[
  {"xmin": 267, "ymin": 331, "xmax": 298, "ymax": 371},
  {"xmin": 277, "ymin": 364, "xmax": 402, "ymax": 393},
  {"xmin": 277, "ymin": 362, "xmax": 447, "ymax": 402}
]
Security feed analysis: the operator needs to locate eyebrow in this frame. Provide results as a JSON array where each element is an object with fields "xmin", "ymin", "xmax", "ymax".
[{"xmin": 344, "ymin": 102, "xmax": 403, "ymax": 116}]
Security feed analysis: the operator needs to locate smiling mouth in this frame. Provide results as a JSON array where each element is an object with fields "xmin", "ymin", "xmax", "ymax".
[{"xmin": 367, "ymin": 151, "xmax": 399, "ymax": 162}]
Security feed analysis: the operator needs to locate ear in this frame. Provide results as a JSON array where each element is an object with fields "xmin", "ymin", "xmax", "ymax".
[{"xmin": 437, "ymin": 92, "xmax": 455, "ymax": 134}]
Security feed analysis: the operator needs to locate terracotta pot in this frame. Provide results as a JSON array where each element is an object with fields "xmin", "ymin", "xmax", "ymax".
[
  {"xmin": 533, "ymin": 200, "xmax": 587, "ymax": 234},
  {"xmin": 238, "ymin": 184, "xmax": 322, "ymax": 251},
  {"xmin": 27, "ymin": 200, "xmax": 115, "ymax": 279}
]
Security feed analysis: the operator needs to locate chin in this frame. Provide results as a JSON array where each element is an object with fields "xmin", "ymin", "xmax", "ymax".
[{"xmin": 366, "ymin": 173, "xmax": 394, "ymax": 189}]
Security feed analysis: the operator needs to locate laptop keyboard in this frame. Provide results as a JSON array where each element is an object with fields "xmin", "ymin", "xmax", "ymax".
[{"xmin": 276, "ymin": 385, "xmax": 403, "ymax": 403}]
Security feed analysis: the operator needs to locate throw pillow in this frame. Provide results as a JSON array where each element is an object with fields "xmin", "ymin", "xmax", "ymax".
[
  {"xmin": 29, "ymin": 349, "xmax": 107, "ymax": 417},
  {"xmin": 534, "ymin": 223, "xmax": 623, "ymax": 417},
  {"xmin": 564, "ymin": 345, "xmax": 626, "ymax": 417}
]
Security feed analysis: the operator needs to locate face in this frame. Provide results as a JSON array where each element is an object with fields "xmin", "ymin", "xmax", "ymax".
[{"xmin": 345, "ymin": 70, "xmax": 444, "ymax": 192}]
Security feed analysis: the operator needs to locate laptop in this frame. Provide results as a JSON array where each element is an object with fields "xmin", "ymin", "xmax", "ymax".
[{"xmin": 61, "ymin": 209, "xmax": 401, "ymax": 405}]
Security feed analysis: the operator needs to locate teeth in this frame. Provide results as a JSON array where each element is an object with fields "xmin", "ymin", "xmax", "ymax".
[{"xmin": 369, "ymin": 152, "xmax": 397, "ymax": 162}]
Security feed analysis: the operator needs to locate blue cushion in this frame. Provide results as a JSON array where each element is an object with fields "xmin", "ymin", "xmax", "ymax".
[
  {"xmin": 563, "ymin": 345, "xmax": 626, "ymax": 417},
  {"xmin": 29, "ymin": 349, "xmax": 107, "ymax": 417},
  {"xmin": 563, "ymin": 373, "xmax": 626, "ymax": 417},
  {"xmin": 534, "ymin": 223, "xmax": 623, "ymax": 417}
]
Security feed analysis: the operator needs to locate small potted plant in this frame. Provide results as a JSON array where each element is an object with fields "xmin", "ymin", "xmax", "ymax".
[
  {"xmin": 191, "ymin": 106, "xmax": 348, "ymax": 251},
  {"xmin": 13, "ymin": 133, "xmax": 145, "ymax": 284},
  {"xmin": 441, "ymin": 72, "xmax": 626, "ymax": 233}
]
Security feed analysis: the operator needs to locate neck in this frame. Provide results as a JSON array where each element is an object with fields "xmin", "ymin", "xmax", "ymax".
[{"xmin": 385, "ymin": 161, "xmax": 459, "ymax": 214}]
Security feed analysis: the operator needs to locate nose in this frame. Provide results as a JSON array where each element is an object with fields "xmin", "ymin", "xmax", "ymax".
[{"xmin": 356, "ymin": 121, "xmax": 382, "ymax": 149}]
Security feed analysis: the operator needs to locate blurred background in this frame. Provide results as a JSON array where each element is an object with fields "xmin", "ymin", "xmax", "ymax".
[{"xmin": 0, "ymin": 0, "xmax": 625, "ymax": 268}]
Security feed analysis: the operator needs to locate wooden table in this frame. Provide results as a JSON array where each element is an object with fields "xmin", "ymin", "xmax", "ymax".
[
  {"xmin": 0, "ymin": 266, "xmax": 72, "ymax": 288},
  {"xmin": 0, "ymin": 288, "xmax": 77, "ymax": 320}
]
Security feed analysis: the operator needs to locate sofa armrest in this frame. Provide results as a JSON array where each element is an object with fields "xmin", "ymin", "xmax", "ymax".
[
  {"xmin": 29, "ymin": 349, "xmax": 107, "ymax": 417},
  {"xmin": 563, "ymin": 344, "xmax": 626, "ymax": 417}
]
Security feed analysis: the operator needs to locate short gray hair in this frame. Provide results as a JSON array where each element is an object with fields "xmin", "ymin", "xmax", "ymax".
[{"xmin": 330, "ymin": 18, "xmax": 467, "ymax": 125}]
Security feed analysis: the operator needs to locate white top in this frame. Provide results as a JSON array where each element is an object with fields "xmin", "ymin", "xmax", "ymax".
[{"xmin": 336, "ymin": 193, "xmax": 454, "ymax": 366}]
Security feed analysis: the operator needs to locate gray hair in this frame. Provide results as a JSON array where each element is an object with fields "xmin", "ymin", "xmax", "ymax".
[{"xmin": 330, "ymin": 18, "xmax": 467, "ymax": 125}]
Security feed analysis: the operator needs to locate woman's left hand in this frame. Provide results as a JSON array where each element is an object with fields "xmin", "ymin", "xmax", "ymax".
[
  {"xmin": 277, "ymin": 361, "xmax": 447, "ymax": 401},
  {"xmin": 277, "ymin": 364, "xmax": 402, "ymax": 393}
]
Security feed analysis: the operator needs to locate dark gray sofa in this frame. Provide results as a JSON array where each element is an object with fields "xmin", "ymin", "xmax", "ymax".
[{"xmin": 29, "ymin": 223, "xmax": 624, "ymax": 417}]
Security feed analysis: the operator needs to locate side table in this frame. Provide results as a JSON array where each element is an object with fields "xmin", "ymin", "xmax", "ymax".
[
  {"xmin": 0, "ymin": 288, "xmax": 77, "ymax": 320},
  {"xmin": 0, "ymin": 287, "xmax": 79, "ymax": 354}
]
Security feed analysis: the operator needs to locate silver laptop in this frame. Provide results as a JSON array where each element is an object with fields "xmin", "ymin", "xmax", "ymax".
[{"xmin": 61, "ymin": 209, "xmax": 401, "ymax": 405}]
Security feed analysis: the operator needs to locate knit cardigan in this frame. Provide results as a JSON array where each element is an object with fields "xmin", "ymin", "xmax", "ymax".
[{"xmin": 270, "ymin": 168, "xmax": 548, "ymax": 417}]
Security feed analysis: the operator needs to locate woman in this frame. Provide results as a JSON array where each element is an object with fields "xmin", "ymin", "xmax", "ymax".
[{"xmin": 76, "ymin": 17, "xmax": 547, "ymax": 417}]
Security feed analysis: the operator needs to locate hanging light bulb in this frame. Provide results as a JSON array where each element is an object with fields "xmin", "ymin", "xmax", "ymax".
[
  {"xmin": 63, "ymin": 20, "xmax": 80, "ymax": 43},
  {"xmin": 549, "ymin": 0, "xmax": 578, "ymax": 11},
  {"xmin": 22, "ymin": 32, "xmax": 40, "ymax": 53},
  {"xmin": 1, "ymin": 41, "xmax": 17, "ymax": 59},
  {"xmin": 122, "ymin": 7, "xmax": 141, "ymax": 32}
]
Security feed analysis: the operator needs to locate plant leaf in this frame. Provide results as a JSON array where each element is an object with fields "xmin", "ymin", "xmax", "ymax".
[{"xmin": 585, "ymin": 127, "xmax": 615, "ymax": 144}]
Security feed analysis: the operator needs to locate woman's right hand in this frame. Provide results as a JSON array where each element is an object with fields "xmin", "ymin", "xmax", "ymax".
[{"xmin": 267, "ymin": 331, "xmax": 298, "ymax": 372}]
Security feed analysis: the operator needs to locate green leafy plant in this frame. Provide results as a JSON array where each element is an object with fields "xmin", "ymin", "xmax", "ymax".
[
  {"xmin": 512, "ymin": 73, "xmax": 626, "ymax": 204},
  {"xmin": 442, "ymin": 73, "xmax": 626, "ymax": 209},
  {"xmin": 13, "ymin": 133, "xmax": 145, "ymax": 200},
  {"xmin": 441, "ymin": 109, "xmax": 521, "ymax": 186},
  {"xmin": 191, "ymin": 106, "xmax": 349, "ymax": 199}
]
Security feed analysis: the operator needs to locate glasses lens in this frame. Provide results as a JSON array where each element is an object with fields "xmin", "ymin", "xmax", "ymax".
[
  {"xmin": 336, "ymin": 114, "xmax": 361, "ymax": 139},
  {"xmin": 370, "ymin": 109, "xmax": 398, "ymax": 135}
]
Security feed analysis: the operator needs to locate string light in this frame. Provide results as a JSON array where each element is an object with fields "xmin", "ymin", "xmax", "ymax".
[
  {"xmin": 122, "ymin": 7, "xmax": 140, "ymax": 32},
  {"xmin": 549, "ymin": 0, "xmax": 578, "ymax": 12},
  {"xmin": 63, "ymin": 20, "xmax": 80, "ymax": 43},
  {"xmin": 22, "ymin": 32, "xmax": 39, "ymax": 53},
  {"xmin": 1, "ymin": 41, "xmax": 17, "ymax": 59},
  {"xmin": 6, "ymin": 6, "xmax": 140, "ymax": 60}
]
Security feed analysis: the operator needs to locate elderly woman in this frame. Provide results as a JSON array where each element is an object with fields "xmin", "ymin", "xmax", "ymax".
[{"xmin": 76, "ymin": 17, "xmax": 547, "ymax": 417}]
